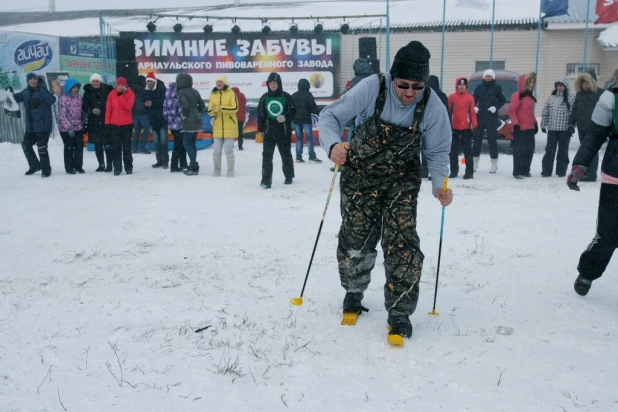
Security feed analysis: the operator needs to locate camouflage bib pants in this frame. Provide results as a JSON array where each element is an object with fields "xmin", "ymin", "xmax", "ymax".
[{"xmin": 337, "ymin": 77, "xmax": 429, "ymax": 317}]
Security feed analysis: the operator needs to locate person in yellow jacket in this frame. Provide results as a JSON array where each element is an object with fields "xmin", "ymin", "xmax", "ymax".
[{"xmin": 208, "ymin": 76, "xmax": 239, "ymax": 177}]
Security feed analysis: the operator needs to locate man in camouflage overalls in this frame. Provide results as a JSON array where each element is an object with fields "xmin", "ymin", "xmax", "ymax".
[{"xmin": 318, "ymin": 41, "xmax": 454, "ymax": 340}]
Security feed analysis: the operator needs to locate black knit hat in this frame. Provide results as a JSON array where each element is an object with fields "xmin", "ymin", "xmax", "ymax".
[{"xmin": 389, "ymin": 41, "xmax": 431, "ymax": 82}]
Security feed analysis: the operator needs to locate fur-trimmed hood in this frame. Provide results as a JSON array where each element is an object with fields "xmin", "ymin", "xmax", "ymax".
[
  {"xmin": 574, "ymin": 73, "xmax": 598, "ymax": 93},
  {"xmin": 518, "ymin": 72, "xmax": 536, "ymax": 92}
]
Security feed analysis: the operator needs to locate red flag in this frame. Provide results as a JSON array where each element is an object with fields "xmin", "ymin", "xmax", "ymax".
[{"xmin": 596, "ymin": 0, "xmax": 618, "ymax": 24}]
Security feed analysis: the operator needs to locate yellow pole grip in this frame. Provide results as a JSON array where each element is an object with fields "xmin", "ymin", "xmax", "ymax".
[{"xmin": 442, "ymin": 177, "xmax": 448, "ymax": 192}]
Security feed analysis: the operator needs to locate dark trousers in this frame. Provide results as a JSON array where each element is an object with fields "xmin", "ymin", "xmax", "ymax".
[
  {"xmin": 450, "ymin": 129, "xmax": 474, "ymax": 177},
  {"xmin": 578, "ymin": 129, "xmax": 600, "ymax": 179},
  {"xmin": 60, "ymin": 131, "xmax": 84, "ymax": 172},
  {"xmin": 578, "ymin": 184, "xmax": 618, "ymax": 281},
  {"xmin": 542, "ymin": 130, "xmax": 571, "ymax": 176},
  {"xmin": 512, "ymin": 129, "xmax": 535, "ymax": 177},
  {"xmin": 89, "ymin": 128, "xmax": 111, "ymax": 167},
  {"xmin": 261, "ymin": 129, "xmax": 294, "ymax": 184},
  {"xmin": 22, "ymin": 131, "xmax": 51, "ymax": 174},
  {"xmin": 237, "ymin": 121, "xmax": 244, "ymax": 149},
  {"xmin": 152, "ymin": 126, "xmax": 169, "ymax": 164},
  {"xmin": 109, "ymin": 125, "xmax": 133, "ymax": 173},
  {"xmin": 473, "ymin": 117, "xmax": 499, "ymax": 159},
  {"xmin": 170, "ymin": 130, "xmax": 188, "ymax": 170},
  {"xmin": 183, "ymin": 132, "xmax": 198, "ymax": 163}
]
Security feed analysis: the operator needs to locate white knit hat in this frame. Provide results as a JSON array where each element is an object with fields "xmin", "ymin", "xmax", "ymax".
[
  {"xmin": 483, "ymin": 69, "xmax": 496, "ymax": 79},
  {"xmin": 90, "ymin": 73, "xmax": 103, "ymax": 83}
]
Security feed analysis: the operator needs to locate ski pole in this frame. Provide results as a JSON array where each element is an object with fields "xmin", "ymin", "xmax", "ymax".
[
  {"xmin": 429, "ymin": 177, "xmax": 448, "ymax": 316},
  {"xmin": 290, "ymin": 163, "xmax": 341, "ymax": 306}
]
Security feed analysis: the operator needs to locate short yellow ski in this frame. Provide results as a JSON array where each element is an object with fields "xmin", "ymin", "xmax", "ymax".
[
  {"xmin": 387, "ymin": 326, "xmax": 405, "ymax": 346},
  {"xmin": 341, "ymin": 312, "xmax": 360, "ymax": 325}
]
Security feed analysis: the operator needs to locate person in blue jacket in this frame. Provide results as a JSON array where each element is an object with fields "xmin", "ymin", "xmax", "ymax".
[{"xmin": 5, "ymin": 72, "xmax": 56, "ymax": 177}]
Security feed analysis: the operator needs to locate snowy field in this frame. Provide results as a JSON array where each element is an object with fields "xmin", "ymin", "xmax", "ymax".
[{"xmin": 1, "ymin": 136, "xmax": 617, "ymax": 412}]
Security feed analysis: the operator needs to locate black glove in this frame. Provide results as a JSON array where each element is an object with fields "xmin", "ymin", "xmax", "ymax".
[
  {"xmin": 117, "ymin": 91, "xmax": 124, "ymax": 96},
  {"xmin": 567, "ymin": 165, "xmax": 587, "ymax": 191},
  {"xmin": 513, "ymin": 125, "xmax": 520, "ymax": 137},
  {"xmin": 5, "ymin": 86, "xmax": 13, "ymax": 93},
  {"xmin": 541, "ymin": 127, "xmax": 547, "ymax": 134},
  {"xmin": 534, "ymin": 123, "xmax": 539, "ymax": 134},
  {"xmin": 567, "ymin": 125, "xmax": 575, "ymax": 136}
]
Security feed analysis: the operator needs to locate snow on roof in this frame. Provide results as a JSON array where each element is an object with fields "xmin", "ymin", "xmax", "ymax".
[
  {"xmin": 598, "ymin": 25, "xmax": 618, "ymax": 49},
  {"xmin": 1, "ymin": 0, "xmax": 542, "ymax": 37}
]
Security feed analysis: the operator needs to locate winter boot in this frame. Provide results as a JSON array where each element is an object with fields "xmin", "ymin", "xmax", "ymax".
[
  {"xmin": 308, "ymin": 156, "xmax": 322, "ymax": 163},
  {"xmin": 104, "ymin": 164, "xmax": 113, "ymax": 173},
  {"xmin": 489, "ymin": 158, "xmax": 498, "ymax": 174},
  {"xmin": 387, "ymin": 313, "xmax": 413, "ymax": 339},
  {"xmin": 284, "ymin": 177, "xmax": 293, "ymax": 185},
  {"xmin": 296, "ymin": 157, "xmax": 305, "ymax": 163},
  {"xmin": 473, "ymin": 157, "xmax": 480, "ymax": 172},
  {"xmin": 96, "ymin": 164, "xmax": 105, "ymax": 172},
  {"xmin": 162, "ymin": 163, "xmax": 168, "ymax": 170},
  {"xmin": 463, "ymin": 173, "xmax": 473, "ymax": 180},
  {"xmin": 574, "ymin": 276, "xmax": 592, "ymax": 296},
  {"xmin": 213, "ymin": 155, "xmax": 222, "ymax": 177},
  {"xmin": 226, "ymin": 158, "xmax": 235, "ymax": 177},
  {"xmin": 260, "ymin": 180, "xmax": 271, "ymax": 189},
  {"xmin": 152, "ymin": 162, "xmax": 163, "ymax": 168},
  {"xmin": 341, "ymin": 292, "xmax": 369, "ymax": 325},
  {"xmin": 184, "ymin": 162, "xmax": 199, "ymax": 176},
  {"xmin": 25, "ymin": 166, "xmax": 41, "ymax": 175}
]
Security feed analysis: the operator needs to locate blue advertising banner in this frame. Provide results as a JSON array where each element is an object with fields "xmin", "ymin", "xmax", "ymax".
[
  {"xmin": 59, "ymin": 37, "xmax": 103, "ymax": 59},
  {"xmin": 0, "ymin": 31, "xmax": 60, "ymax": 91}
]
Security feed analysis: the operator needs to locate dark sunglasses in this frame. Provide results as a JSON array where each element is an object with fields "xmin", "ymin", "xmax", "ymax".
[{"xmin": 396, "ymin": 82, "xmax": 425, "ymax": 90}]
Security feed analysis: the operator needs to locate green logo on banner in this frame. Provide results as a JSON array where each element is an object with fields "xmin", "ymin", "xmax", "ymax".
[{"xmin": 266, "ymin": 97, "xmax": 285, "ymax": 119}]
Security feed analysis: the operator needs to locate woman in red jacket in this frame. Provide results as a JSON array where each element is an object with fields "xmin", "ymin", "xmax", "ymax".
[
  {"xmin": 105, "ymin": 77, "xmax": 135, "ymax": 176},
  {"xmin": 509, "ymin": 73, "xmax": 538, "ymax": 179},
  {"xmin": 447, "ymin": 77, "xmax": 477, "ymax": 179}
]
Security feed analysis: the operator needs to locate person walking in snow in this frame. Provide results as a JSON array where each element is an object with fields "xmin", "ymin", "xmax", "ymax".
[
  {"xmin": 472, "ymin": 69, "xmax": 506, "ymax": 173},
  {"xmin": 540, "ymin": 78, "xmax": 575, "ymax": 177},
  {"xmin": 82, "ymin": 74, "xmax": 113, "ymax": 172},
  {"xmin": 207, "ymin": 76, "xmax": 238, "ymax": 177},
  {"xmin": 232, "ymin": 86, "xmax": 247, "ymax": 151},
  {"xmin": 105, "ymin": 77, "xmax": 135, "ymax": 176},
  {"xmin": 163, "ymin": 81, "xmax": 188, "ymax": 172},
  {"xmin": 257, "ymin": 72, "xmax": 296, "ymax": 188},
  {"xmin": 509, "ymin": 72, "xmax": 538, "ymax": 179},
  {"xmin": 447, "ymin": 77, "xmax": 477, "ymax": 179},
  {"xmin": 567, "ymin": 76, "xmax": 618, "ymax": 296},
  {"xmin": 292, "ymin": 78, "xmax": 322, "ymax": 163},
  {"xmin": 141, "ymin": 72, "xmax": 168, "ymax": 169},
  {"xmin": 5, "ymin": 72, "xmax": 56, "ymax": 177},
  {"xmin": 318, "ymin": 41, "xmax": 453, "ymax": 343},
  {"xmin": 176, "ymin": 73, "xmax": 205, "ymax": 176},
  {"xmin": 58, "ymin": 78, "xmax": 85, "ymax": 174},
  {"xmin": 568, "ymin": 72, "xmax": 604, "ymax": 182}
]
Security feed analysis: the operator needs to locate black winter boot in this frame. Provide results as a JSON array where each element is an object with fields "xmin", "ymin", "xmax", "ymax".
[
  {"xmin": 284, "ymin": 177, "xmax": 293, "ymax": 185},
  {"xmin": 25, "ymin": 166, "xmax": 41, "ymax": 175},
  {"xmin": 574, "ymin": 276, "xmax": 592, "ymax": 296},
  {"xmin": 96, "ymin": 164, "xmax": 105, "ymax": 172},
  {"xmin": 342, "ymin": 292, "xmax": 368, "ymax": 314},
  {"xmin": 387, "ymin": 313, "xmax": 413, "ymax": 338},
  {"xmin": 184, "ymin": 162, "xmax": 199, "ymax": 176}
]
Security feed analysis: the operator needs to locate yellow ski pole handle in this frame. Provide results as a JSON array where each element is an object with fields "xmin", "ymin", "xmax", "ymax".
[{"xmin": 443, "ymin": 176, "xmax": 448, "ymax": 192}]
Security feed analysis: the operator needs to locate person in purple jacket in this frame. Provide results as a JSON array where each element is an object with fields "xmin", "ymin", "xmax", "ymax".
[
  {"xmin": 58, "ymin": 78, "xmax": 85, "ymax": 174},
  {"xmin": 163, "ymin": 82, "xmax": 188, "ymax": 172}
]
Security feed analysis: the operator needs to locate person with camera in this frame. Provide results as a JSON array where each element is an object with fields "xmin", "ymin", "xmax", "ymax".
[{"xmin": 5, "ymin": 72, "xmax": 56, "ymax": 177}]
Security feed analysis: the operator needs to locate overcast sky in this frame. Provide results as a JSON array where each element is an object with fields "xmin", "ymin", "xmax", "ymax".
[{"xmin": 0, "ymin": 0, "xmax": 329, "ymax": 12}]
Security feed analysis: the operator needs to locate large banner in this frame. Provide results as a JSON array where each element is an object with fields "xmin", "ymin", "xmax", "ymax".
[
  {"xmin": 0, "ymin": 31, "xmax": 60, "ymax": 92},
  {"xmin": 129, "ymin": 32, "xmax": 341, "ymax": 99},
  {"xmin": 59, "ymin": 37, "xmax": 116, "ymax": 86}
]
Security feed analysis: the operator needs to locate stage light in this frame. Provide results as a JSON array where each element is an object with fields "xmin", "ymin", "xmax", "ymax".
[
  {"xmin": 173, "ymin": 23, "xmax": 183, "ymax": 33},
  {"xmin": 232, "ymin": 24, "xmax": 241, "ymax": 35},
  {"xmin": 314, "ymin": 22, "xmax": 323, "ymax": 35},
  {"xmin": 340, "ymin": 23, "xmax": 349, "ymax": 34},
  {"xmin": 146, "ymin": 21, "xmax": 156, "ymax": 33},
  {"xmin": 289, "ymin": 24, "xmax": 299, "ymax": 34},
  {"xmin": 203, "ymin": 24, "xmax": 213, "ymax": 34},
  {"xmin": 262, "ymin": 24, "xmax": 271, "ymax": 35}
]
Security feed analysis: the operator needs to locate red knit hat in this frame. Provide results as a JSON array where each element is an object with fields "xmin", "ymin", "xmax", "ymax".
[
  {"xmin": 146, "ymin": 72, "xmax": 156, "ymax": 81},
  {"xmin": 116, "ymin": 77, "xmax": 128, "ymax": 87}
]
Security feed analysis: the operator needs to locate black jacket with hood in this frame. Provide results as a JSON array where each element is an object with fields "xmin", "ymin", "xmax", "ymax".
[
  {"xmin": 82, "ymin": 82, "xmax": 114, "ymax": 131},
  {"xmin": 350, "ymin": 59, "xmax": 376, "ymax": 89},
  {"xmin": 257, "ymin": 72, "xmax": 296, "ymax": 135},
  {"xmin": 569, "ymin": 73, "xmax": 604, "ymax": 132},
  {"xmin": 291, "ymin": 79, "xmax": 320, "ymax": 124},
  {"xmin": 427, "ymin": 75, "xmax": 448, "ymax": 109}
]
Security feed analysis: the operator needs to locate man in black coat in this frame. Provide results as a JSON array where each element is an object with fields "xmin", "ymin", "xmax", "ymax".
[
  {"xmin": 257, "ymin": 72, "xmax": 296, "ymax": 188},
  {"xmin": 291, "ymin": 78, "xmax": 321, "ymax": 163},
  {"xmin": 82, "ymin": 73, "xmax": 114, "ymax": 172},
  {"xmin": 569, "ymin": 72, "xmax": 604, "ymax": 182},
  {"xmin": 143, "ymin": 72, "xmax": 168, "ymax": 168},
  {"xmin": 473, "ymin": 69, "xmax": 506, "ymax": 173}
]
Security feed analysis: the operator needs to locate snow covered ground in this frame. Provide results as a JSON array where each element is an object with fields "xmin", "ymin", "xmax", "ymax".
[{"xmin": 1, "ymin": 136, "xmax": 616, "ymax": 411}]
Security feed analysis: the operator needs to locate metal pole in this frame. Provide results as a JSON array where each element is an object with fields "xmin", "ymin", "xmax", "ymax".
[
  {"xmin": 583, "ymin": 0, "xmax": 591, "ymax": 71},
  {"xmin": 440, "ymin": 0, "xmax": 446, "ymax": 87},
  {"xmin": 99, "ymin": 13, "xmax": 107, "ymax": 83},
  {"xmin": 535, "ymin": 0, "xmax": 542, "ymax": 76},
  {"xmin": 385, "ymin": 0, "xmax": 390, "ymax": 72},
  {"xmin": 489, "ymin": 0, "xmax": 496, "ymax": 69}
]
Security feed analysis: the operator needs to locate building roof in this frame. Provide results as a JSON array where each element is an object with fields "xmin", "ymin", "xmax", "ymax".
[
  {"xmin": 599, "ymin": 25, "xmax": 618, "ymax": 49},
  {"xmin": 0, "ymin": 0, "xmax": 543, "ymax": 37}
]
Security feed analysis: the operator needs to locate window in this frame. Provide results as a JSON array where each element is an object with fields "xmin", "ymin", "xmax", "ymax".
[
  {"xmin": 475, "ymin": 61, "xmax": 506, "ymax": 72},
  {"xmin": 566, "ymin": 63, "xmax": 600, "ymax": 78}
]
